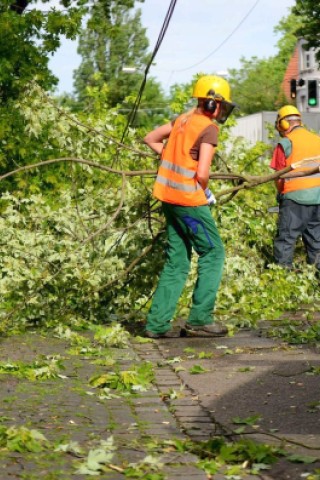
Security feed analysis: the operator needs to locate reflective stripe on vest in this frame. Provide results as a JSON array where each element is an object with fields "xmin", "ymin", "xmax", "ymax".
[
  {"xmin": 156, "ymin": 174, "xmax": 202, "ymax": 192},
  {"xmin": 153, "ymin": 112, "xmax": 217, "ymax": 206},
  {"xmin": 160, "ymin": 159, "xmax": 196, "ymax": 179},
  {"xmin": 283, "ymin": 128, "xmax": 320, "ymax": 194}
]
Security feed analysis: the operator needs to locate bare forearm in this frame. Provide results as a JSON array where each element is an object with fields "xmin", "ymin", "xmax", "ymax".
[
  {"xmin": 197, "ymin": 143, "xmax": 214, "ymax": 190},
  {"xmin": 143, "ymin": 140, "xmax": 163, "ymax": 155},
  {"xmin": 196, "ymin": 174, "xmax": 209, "ymax": 190},
  {"xmin": 144, "ymin": 122, "xmax": 173, "ymax": 155}
]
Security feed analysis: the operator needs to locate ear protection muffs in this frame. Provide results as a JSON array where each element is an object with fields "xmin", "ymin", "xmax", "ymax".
[
  {"xmin": 204, "ymin": 98, "xmax": 217, "ymax": 113},
  {"xmin": 279, "ymin": 118, "xmax": 290, "ymax": 131},
  {"xmin": 275, "ymin": 117, "xmax": 290, "ymax": 133}
]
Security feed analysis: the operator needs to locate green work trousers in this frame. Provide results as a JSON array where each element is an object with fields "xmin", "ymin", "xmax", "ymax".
[{"xmin": 146, "ymin": 202, "xmax": 225, "ymax": 334}]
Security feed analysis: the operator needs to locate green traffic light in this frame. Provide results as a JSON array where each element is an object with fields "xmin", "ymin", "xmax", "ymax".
[
  {"xmin": 308, "ymin": 80, "xmax": 318, "ymax": 106},
  {"xmin": 308, "ymin": 98, "xmax": 317, "ymax": 106}
]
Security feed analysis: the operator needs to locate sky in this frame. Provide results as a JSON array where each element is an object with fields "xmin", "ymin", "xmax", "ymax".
[{"xmin": 48, "ymin": 0, "xmax": 296, "ymax": 95}]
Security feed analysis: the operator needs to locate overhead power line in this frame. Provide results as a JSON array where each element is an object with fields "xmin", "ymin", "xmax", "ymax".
[
  {"xmin": 175, "ymin": 0, "xmax": 261, "ymax": 72},
  {"xmin": 121, "ymin": 0, "xmax": 178, "ymax": 140}
]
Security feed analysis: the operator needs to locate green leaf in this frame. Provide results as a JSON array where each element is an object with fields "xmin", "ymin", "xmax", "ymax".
[
  {"xmin": 287, "ymin": 454, "xmax": 318, "ymax": 464},
  {"xmin": 134, "ymin": 336, "xmax": 153, "ymax": 344},
  {"xmin": 237, "ymin": 366, "xmax": 255, "ymax": 372},
  {"xmin": 93, "ymin": 324, "xmax": 130, "ymax": 348},
  {"xmin": 251, "ymin": 463, "xmax": 271, "ymax": 473},
  {"xmin": 55, "ymin": 441, "xmax": 83, "ymax": 456},
  {"xmin": 198, "ymin": 351, "xmax": 214, "ymax": 359},
  {"xmin": 197, "ymin": 459, "xmax": 219, "ymax": 475},
  {"xmin": 183, "ymin": 347, "xmax": 196, "ymax": 354},
  {"xmin": 233, "ymin": 426, "xmax": 246, "ymax": 434},
  {"xmin": 89, "ymin": 362, "xmax": 154, "ymax": 393},
  {"xmin": 232, "ymin": 415, "xmax": 262, "ymax": 426},
  {"xmin": 1, "ymin": 426, "xmax": 49, "ymax": 453},
  {"xmin": 188, "ymin": 365, "xmax": 209, "ymax": 374},
  {"xmin": 76, "ymin": 437, "xmax": 116, "ymax": 475},
  {"xmin": 173, "ymin": 366, "xmax": 186, "ymax": 373}
]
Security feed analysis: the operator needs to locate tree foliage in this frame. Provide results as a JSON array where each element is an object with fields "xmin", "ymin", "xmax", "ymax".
[
  {"xmin": 292, "ymin": 0, "xmax": 320, "ymax": 64},
  {"xmin": 228, "ymin": 56, "xmax": 287, "ymax": 114},
  {"xmin": 273, "ymin": 11, "xmax": 303, "ymax": 62},
  {"xmin": 0, "ymin": 0, "xmax": 87, "ymax": 100},
  {"xmin": 0, "ymin": 83, "xmax": 318, "ymax": 335},
  {"xmin": 0, "ymin": 3, "xmax": 318, "ymax": 338},
  {"xmin": 228, "ymin": 12, "xmax": 300, "ymax": 114},
  {"xmin": 73, "ymin": 0, "xmax": 164, "ymax": 119},
  {"xmin": 0, "ymin": 0, "xmax": 89, "ymax": 180},
  {"xmin": 0, "ymin": 0, "xmax": 166, "ymax": 184}
]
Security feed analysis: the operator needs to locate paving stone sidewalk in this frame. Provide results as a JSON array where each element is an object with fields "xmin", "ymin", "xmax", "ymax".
[
  {"xmin": 0, "ymin": 332, "xmax": 206, "ymax": 480},
  {"xmin": 0, "ymin": 320, "xmax": 319, "ymax": 480},
  {"xmin": 139, "ymin": 319, "xmax": 320, "ymax": 480}
]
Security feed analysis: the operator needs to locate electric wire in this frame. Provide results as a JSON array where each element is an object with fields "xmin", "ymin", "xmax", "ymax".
[
  {"xmin": 174, "ymin": 0, "xmax": 261, "ymax": 72},
  {"xmin": 121, "ymin": 0, "xmax": 178, "ymax": 141}
]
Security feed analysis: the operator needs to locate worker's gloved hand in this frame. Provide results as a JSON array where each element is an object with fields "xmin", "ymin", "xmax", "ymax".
[{"xmin": 205, "ymin": 188, "xmax": 216, "ymax": 205}]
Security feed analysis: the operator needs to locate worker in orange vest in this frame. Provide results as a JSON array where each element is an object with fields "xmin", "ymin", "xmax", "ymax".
[
  {"xmin": 143, "ymin": 75, "xmax": 236, "ymax": 338},
  {"xmin": 271, "ymin": 105, "xmax": 320, "ymax": 269}
]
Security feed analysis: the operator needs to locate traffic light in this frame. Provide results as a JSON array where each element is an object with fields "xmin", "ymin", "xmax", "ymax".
[
  {"xmin": 290, "ymin": 79, "xmax": 297, "ymax": 99},
  {"xmin": 308, "ymin": 80, "xmax": 318, "ymax": 107}
]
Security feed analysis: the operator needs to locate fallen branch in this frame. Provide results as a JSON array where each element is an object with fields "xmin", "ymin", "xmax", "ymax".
[
  {"xmin": 1, "ymin": 156, "xmax": 319, "ymax": 201},
  {"xmin": 0, "ymin": 157, "xmax": 155, "ymax": 182},
  {"xmin": 94, "ymin": 229, "xmax": 165, "ymax": 293},
  {"xmin": 0, "ymin": 156, "xmax": 291, "ymax": 193},
  {"xmin": 280, "ymin": 165, "xmax": 320, "ymax": 178},
  {"xmin": 82, "ymin": 173, "xmax": 126, "ymax": 245}
]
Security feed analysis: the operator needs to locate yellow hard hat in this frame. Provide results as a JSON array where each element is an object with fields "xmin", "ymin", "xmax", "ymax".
[
  {"xmin": 277, "ymin": 105, "xmax": 301, "ymax": 122},
  {"xmin": 192, "ymin": 75, "xmax": 232, "ymax": 103},
  {"xmin": 276, "ymin": 105, "xmax": 301, "ymax": 133}
]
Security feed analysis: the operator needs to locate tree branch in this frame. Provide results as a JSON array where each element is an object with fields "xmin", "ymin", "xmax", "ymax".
[
  {"xmin": 82, "ymin": 173, "xmax": 126, "ymax": 245},
  {"xmin": 1, "ymin": 156, "xmax": 319, "ymax": 201},
  {"xmin": 40, "ymin": 90, "xmax": 155, "ymax": 160},
  {"xmin": 0, "ymin": 157, "xmax": 155, "ymax": 182},
  {"xmin": 94, "ymin": 229, "xmax": 165, "ymax": 293},
  {"xmin": 9, "ymin": 1, "xmax": 29, "ymax": 14}
]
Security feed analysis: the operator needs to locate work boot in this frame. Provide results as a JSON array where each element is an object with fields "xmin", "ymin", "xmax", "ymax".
[
  {"xmin": 145, "ymin": 329, "xmax": 181, "ymax": 339},
  {"xmin": 183, "ymin": 322, "xmax": 228, "ymax": 337}
]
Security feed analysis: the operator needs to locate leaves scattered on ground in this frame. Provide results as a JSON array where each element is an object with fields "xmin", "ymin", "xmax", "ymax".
[{"xmin": 0, "ymin": 356, "xmax": 65, "ymax": 381}]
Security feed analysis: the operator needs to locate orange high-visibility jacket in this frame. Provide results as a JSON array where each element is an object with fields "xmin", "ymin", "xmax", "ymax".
[
  {"xmin": 153, "ymin": 112, "xmax": 218, "ymax": 206},
  {"xmin": 283, "ymin": 127, "xmax": 320, "ymax": 194}
]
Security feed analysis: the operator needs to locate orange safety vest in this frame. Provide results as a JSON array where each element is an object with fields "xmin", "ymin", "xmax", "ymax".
[
  {"xmin": 283, "ymin": 127, "xmax": 320, "ymax": 194},
  {"xmin": 153, "ymin": 112, "xmax": 218, "ymax": 206}
]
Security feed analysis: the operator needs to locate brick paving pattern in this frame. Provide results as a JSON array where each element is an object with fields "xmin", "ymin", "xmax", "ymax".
[{"xmin": 0, "ymin": 316, "xmax": 319, "ymax": 479}]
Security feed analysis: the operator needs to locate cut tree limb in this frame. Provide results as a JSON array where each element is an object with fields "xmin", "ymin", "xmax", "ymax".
[{"xmin": 1, "ymin": 156, "xmax": 319, "ymax": 201}]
